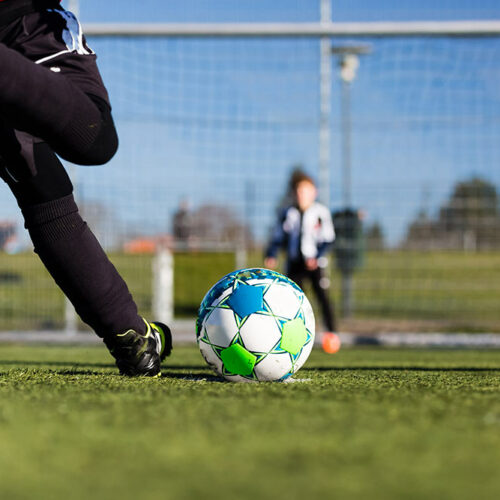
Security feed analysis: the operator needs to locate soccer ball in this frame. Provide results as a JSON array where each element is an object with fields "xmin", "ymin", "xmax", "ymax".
[{"xmin": 196, "ymin": 268, "xmax": 315, "ymax": 382}]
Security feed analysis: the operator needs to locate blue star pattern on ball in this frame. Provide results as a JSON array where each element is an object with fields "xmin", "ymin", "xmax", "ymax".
[
  {"xmin": 226, "ymin": 283, "xmax": 264, "ymax": 319},
  {"xmin": 196, "ymin": 268, "xmax": 304, "ymax": 335}
]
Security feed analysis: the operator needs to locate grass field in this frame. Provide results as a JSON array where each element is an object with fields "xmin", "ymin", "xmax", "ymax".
[
  {"xmin": 1, "ymin": 250, "xmax": 500, "ymax": 331},
  {"xmin": 0, "ymin": 344, "xmax": 499, "ymax": 500}
]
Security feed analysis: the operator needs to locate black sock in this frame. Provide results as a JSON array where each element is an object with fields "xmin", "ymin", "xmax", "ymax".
[{"xmin": 21, "ymin": 194, "xmax": 145, "ymax": 337}]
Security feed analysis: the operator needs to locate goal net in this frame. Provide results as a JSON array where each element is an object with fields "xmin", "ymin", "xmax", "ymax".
[{"xmin": 1, "ymin": 18, "xmax": 499, "ymax": 333}]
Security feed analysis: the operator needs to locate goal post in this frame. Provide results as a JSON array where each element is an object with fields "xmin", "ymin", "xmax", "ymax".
[
  {"xmin": 83, "ymin": 20, "xmax": 500, "ymax": 38},
  {"xmin": 152, "ymin": 248, "xmax": 174, "ymax": 326}
]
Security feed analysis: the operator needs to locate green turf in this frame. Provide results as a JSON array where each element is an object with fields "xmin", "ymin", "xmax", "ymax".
[
  {"xmin": 0, "ymin": 344, "xmax": 499, "ymax": 500},
  {"xmin": 349, "ymin": 251, "xmax": 500, "ymax": 325}
]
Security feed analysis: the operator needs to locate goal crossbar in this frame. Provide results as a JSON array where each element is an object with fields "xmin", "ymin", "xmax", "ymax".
[{"xmin": 83, "ymin": 20, "xmax": 500, "ymax": 38}]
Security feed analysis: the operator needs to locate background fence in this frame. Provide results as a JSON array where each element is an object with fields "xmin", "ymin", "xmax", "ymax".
[{"xmin": 1, "ymin": 1, "xmax": 500, "ymax": 333}]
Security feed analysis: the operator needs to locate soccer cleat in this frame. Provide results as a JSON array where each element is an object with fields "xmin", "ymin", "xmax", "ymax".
[{"xmin": 104, "ymin": 319, "xmax": 172, "ymax": 377}]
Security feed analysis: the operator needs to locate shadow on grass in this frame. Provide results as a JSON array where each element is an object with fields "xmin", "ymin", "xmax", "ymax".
[
  {"xmin": 305, "ymin": 366, "xmax": 500, "ymax": 372},
  {"xmin": 0, "ymin": 360, "xmax": 220, "ymax": 380},
  {"xmin": 2, "ymin": 359, "xmax": 498, "ymax": 374},
  {"xmin": 0, "ymin": 360, "xmax": 208, "ymax": 369},
  {"xmin": 50, "ymin": 369, "xmax": 110, "ymax": 376},
  {"xmin": 161, "ymin": 370, "xmax": 225, "ymax": 382},
  {"xmin": 0, "ymin": 367, "xmax": 110, "ymax": 377},
  {"xmin": 0, "ymin": 360, "xmax": 115, "ymax": 369}
]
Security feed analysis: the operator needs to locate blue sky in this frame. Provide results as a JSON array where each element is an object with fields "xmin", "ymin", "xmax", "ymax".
[
  {"xmin": 2, "ymin": 1, "xmax": 500, "ymax": 248},
  {"xmin": 76, "ymin": 0, "xmax": 500, "ymax": 23}
]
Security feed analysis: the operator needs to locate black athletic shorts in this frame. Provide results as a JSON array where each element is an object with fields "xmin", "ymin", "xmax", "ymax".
[
  {"xmin": 0, "ymin": 5, "xmax": 108, "ymax": 103},
  {"xmin": 0, "ymin": 4, "xmax": 110, "ymax": 176}
]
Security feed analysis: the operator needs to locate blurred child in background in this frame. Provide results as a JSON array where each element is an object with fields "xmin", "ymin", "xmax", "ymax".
[{"xmin": 264, "ymin": 171, "xmax": 340, "ymax": 353}]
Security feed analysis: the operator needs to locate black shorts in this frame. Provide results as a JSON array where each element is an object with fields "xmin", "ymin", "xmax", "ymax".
[
  {"xmin": 0, "ymin": 5, "xmax": 109, "ymax": 175},
  {"xmin": 0, "ymin": 6, "xmax": 109, "ymax": 104}
]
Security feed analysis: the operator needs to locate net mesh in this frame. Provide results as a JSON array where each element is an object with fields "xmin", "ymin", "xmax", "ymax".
[{"xmin": 1, "ymin": 23, "xmax": 500, "ymax": 332}]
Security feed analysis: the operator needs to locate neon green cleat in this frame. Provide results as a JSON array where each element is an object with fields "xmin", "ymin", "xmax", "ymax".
[{"xmin": 104, "ymin": 319, "xmax": 172, "ymax": 377}]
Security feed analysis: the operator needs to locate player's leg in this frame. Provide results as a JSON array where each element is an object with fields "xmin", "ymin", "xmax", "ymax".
[
  {"xmin": 0, "ymin": 132, "xmax": 171, "ymax": 375},
  {"xmin": 0, "ymin": 9, "xmax": 117, "ymax": 166},
  {"xmin": 309, "ymin": 267, "xmax": 336, "ymax": 332},
  {"xmin": 308, "ymin": 267, "xmax": 340, "ymax": 353},
  {"xmin": 0, "ymin": 7, "xmax": 172, "ymax": 374},
  {"xmin": 286, "ymin": 259, "xmax": 306, "ymax": 289}
]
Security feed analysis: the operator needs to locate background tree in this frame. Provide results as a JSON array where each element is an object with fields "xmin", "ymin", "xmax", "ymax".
[
  {"xmin": 404, "ymin": 177, "xmax": 500, "ymax": 250},
  {"xmin": 189, "ymin": 204, "xmax": 252, "ymax": 248},
  {"xmin": 364, "ymin": 221, "xmax": 385, "ymax": 250},
  {"xmin": 439, "ymin": 178, "xmax": 498, "ymax": 229}
]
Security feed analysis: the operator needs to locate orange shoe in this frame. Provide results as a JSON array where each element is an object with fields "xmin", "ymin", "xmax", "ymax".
[{"xmin": 322, "ymin": 332, "xmax": 341, "ymax": 354}]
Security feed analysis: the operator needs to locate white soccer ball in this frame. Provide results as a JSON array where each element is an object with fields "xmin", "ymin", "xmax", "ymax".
[{"xmin": 196, "ymin": 268, "xmax": 315, "ymax": 382}]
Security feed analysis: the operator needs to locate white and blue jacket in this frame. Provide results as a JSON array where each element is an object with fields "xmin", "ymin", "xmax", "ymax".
[{"xmin": 266, "ymin": 202, "xmax": 335, "ymax": 262}]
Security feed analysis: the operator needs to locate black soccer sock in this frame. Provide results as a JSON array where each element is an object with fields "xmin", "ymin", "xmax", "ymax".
[
  {"xmin": 311, "ymin": 269, "xmax": 336, "ymax": 332},
  {"xmin": 21, "ymin": 194, "xmax": 146, "ymax": 338},
  {"xmin": 0, "ymin": 43, "xmax": 117, "ymax": 165}
]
